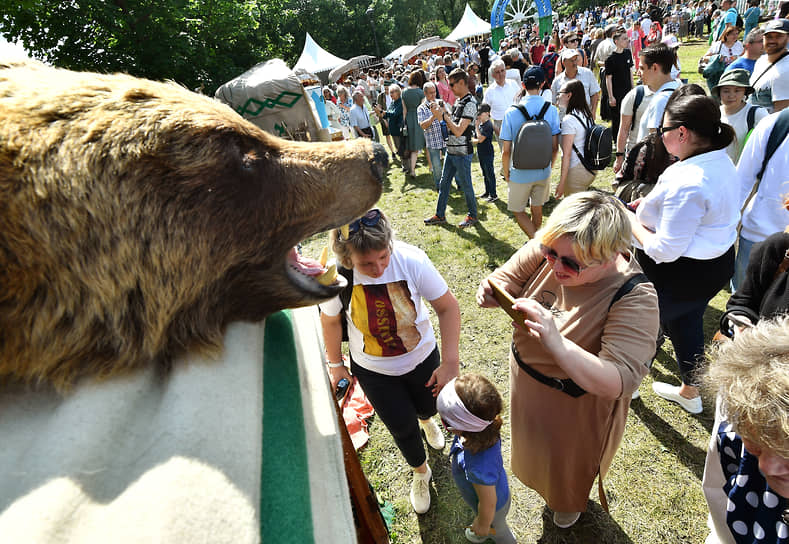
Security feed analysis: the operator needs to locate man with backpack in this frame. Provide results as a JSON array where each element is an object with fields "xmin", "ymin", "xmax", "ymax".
[
  {"xmin": 733, "ymin": 108, "xmax": 789, "ymax": 290},
  {"xmin": 613, "ymin": 83, "xmax": 655, "ymax": 173},
  {"xmin": 499, "ymin": 67, "xmax": 561, "ymax": 237},
  {"xmin": 635, "ymin": 43, "xmax": 681, "ymax": 142}
]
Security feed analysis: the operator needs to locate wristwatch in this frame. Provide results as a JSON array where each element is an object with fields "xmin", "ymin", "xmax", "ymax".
[{"xmin": 615, "ymin": 152, "xmax": 624, "ymax": 157}]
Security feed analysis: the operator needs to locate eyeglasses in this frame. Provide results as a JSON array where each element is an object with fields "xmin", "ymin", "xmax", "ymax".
[
  {"xmin": 539, "ymin": 243, "xmax": 588, "ymax": 275},
  {"xmin": 658, "ymin": 124, "xmax": 683, "ymax": 137},
  {"xmin": 345, "ymin": 209, "xmax": 382, "ymax": 238},
  {"xmin": 566, "ymin": 38, "xmax": 579, "ymax": 43}
]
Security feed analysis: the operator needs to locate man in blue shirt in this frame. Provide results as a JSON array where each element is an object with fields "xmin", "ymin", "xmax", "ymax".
[
  {"xmin": 500, "ymin": 67, "xmax": 561, "ymax": 237},
  {"xmin": 725, "ymin": 28, "xmax": 764, "ymax": 74}
]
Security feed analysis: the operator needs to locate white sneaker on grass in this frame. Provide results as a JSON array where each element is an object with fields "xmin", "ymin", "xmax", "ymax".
[
  {"xmin": 420, "ymin": 418, "xmax": 445, "ymax": 450},
  {"xmin": 652, "ymin": 381, "xmax": 702, "ymax": 414},
  {"xmin": 410, "ymin": 464, "xmax": 432, "ymax": 514}
]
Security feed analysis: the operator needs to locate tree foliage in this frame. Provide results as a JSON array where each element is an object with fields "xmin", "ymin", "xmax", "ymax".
[{"xmin": 0, "ymin": 0, "xmax": 500, "ymax": 92}]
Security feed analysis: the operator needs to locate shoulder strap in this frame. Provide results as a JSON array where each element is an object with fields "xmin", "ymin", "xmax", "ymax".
[
  {"xmin": 632, "ymin": 85, "xmax": 645, "ymax": 117},
  {"xmin": 756, "ymin": 108, "xmax": 789, "ymax": 182},
  {"xmin": 515, "ymin": 104, "xmax": 533, "ymax": 121},
  {"xmin": 608, "ymin": 273, "xmax": 649, "ymax": 310},
  {"xmin": 751, "ymin": 51, "xmax": 789, "ymax": 89},
  {"xmin": 746, "ymin": 105, "xmax": 757, "ymax": 132},
  {"xmin": 536, "ymin": 101, "xmax": 551, "ymax": 120},
  {"xmin": 338, "ymin": 266, "xmax": 354, "ymax": 311}
]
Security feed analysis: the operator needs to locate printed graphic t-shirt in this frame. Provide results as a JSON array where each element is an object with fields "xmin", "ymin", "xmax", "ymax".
[{"xmin": 319, "ymin": 241, "xmax": 448, "ymax": 376}]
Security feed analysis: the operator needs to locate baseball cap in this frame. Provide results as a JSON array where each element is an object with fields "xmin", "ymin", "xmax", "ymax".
[
  {"xmin": 522, "ymin": 66, "xmax": 546, "ymax": 86},
  {"xmin": 764, "ymin": 18, "xmax": 789, "ymax": 34},
  {"xmin": 560, "ymin": 48, "xmax": 581, "ymax": 60}
]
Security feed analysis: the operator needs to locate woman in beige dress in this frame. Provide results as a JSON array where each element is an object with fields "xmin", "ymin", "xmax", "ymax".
[{"xmin": 476, "ymin": 192, "xmax": 660, "ymax": 528}]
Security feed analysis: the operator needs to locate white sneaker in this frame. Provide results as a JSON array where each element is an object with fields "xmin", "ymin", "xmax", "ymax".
[
  {"xmin": 652, "ymin": 382, "xmax": 702, "ymax": 414},
  {"xmin": 464, "ymin": 527, "xmax": 489, "ymax": 543},
  {"xmin": 410, "ymin": 464, "xmax": 432, "ymax": 514},
  {"xmin": 420, "ymin": 418, "xmax": 445, "ymax": 450},
  {"xmin": 553, "ymin": 511, "xmax": 581, "ymax": 528}
]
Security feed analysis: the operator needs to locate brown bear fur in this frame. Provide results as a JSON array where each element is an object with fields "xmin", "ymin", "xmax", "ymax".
[{"xmin": 0, "ymin": 61, "xmax": 386, "ymax": 390}]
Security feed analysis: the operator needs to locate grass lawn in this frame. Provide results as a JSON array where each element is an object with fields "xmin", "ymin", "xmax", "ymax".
[{"xmin": 302, "ymin": 39, "xmax": 725, "ymax": 543}]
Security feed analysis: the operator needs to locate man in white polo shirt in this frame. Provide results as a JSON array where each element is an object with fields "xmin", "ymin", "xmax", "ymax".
[
  {"xmin": 483, "ymin": 59, "xmax": 521, "ymax": 149},
  {"xmin": 749, "ymin": 19, "xmax": 789, "ymax": 113},
  {"xmin": 551, "ymin": 48, "xmax": 601, "ymax": 119}
]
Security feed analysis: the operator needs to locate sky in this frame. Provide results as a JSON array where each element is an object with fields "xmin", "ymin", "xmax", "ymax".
[{"xmin": 0, "ymin": 34, "xmax": 29, "ymax": 60}]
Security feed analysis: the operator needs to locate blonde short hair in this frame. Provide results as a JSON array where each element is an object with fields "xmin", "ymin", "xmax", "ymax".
[
  {"xmin": 536, "ymin": 191, "xmax": 632, "ymax": 265},
  {"xmin": 705, "ymin": 315, "xmax": 789, "ymax": 457},
  {"xmin": 330, "ymin": 209, "xmax": 394, "ymax": 269}
]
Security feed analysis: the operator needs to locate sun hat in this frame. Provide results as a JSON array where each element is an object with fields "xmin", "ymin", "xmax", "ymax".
[
  {"xmin": 764, "ymin": 18, "xmax": 789, "ymax": 34},
  {"xmin": 711, "ymin": 68, "xmax": 755, "ymax": 98},
  {"xmin": 522, "ymin": 65, "xmax": 546, "ymax": 86}
]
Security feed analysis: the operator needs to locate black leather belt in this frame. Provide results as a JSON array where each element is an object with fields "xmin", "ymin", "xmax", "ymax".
[{"xmin": 511, "ymin": 343, "xmax": 587, "ymax": 398}]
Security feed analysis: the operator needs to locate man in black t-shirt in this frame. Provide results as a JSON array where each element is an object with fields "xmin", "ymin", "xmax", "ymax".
[{"xmin": 604, "ymin": 28, "xmax": 635, "ymax": 141}]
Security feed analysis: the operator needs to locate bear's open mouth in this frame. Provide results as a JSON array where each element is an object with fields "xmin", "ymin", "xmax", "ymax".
[{"xmin": 286, "ymin": 246, "xmax": 347, "ymax": 297}]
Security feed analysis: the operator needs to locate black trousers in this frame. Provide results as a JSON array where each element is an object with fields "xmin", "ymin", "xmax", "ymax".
[{"xmin": 350, "ymin": 347, "xmax": 440, "ymax": 468}]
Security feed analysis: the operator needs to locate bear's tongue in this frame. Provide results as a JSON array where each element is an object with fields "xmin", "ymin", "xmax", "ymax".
[
  {"xmin": 289, "ymin": 248, "xmax": 325, "ymax": 275},
  {"xmin": 288, "ymin": 247, "xmax": 338, "ymax": 285}
]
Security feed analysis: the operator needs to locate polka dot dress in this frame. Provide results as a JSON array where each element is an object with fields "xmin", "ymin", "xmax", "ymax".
[{"xmin": 717, "ymin": 420, "xmax": 789, "ymax": 543}]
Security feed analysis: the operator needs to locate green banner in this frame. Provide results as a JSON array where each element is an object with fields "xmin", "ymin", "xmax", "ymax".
[
  {"xmin": 539, "ymin": 15, "xmax": 553, "ymax": 39},
  {"xmin": 491, "ymin": 26, "xmax": 506, "ymax": 51}
]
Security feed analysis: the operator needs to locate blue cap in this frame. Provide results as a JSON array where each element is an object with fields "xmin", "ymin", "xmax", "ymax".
[{"xmin": 523, "ymin": 66, "xmax": 546, "ymax": 86}]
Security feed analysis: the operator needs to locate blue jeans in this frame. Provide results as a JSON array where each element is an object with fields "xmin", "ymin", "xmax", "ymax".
[
  {"xmin": 436, "ymin": 153, "xmax": 478, "ymax": 219},
  {"xmin": 479, "ymin": 152, "xmax": 496, "ymax": 197},
  {"xmin": 731, "ymin": 235, "xmax": 756, "ymax": 293},
  {"xmin": 427, "ymin": 147, "xmax": 444, "ymax": 190}
]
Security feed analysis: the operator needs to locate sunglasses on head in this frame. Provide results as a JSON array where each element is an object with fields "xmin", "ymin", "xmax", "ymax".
[
  {"xmin": 345, "ymin": 209, "xmax": 382, "ymax": 237},
  {"xmin": 539, "ymin": 243, "xmax": 587, "ymax": 275}
]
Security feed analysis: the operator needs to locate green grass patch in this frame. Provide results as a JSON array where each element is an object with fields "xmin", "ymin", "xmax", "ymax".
[{"xmin": 301, "ymin": 41, "xmax": 721, "ymax": 543}]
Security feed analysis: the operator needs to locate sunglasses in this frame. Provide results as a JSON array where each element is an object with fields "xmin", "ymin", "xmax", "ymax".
[
  {"xmin": 658, "ymin": 124, "xmax": 683, "ymax": 137},
  {"xmin": 539, "ymin": 243, "xmax": 588, "ymax": 275},
  {"xmin": 566, "ymin": 38, "xmax": 579, "ymax": 43},
  {"xmin": 345, "ymin": 209, "xmax": 382, "ymax": 237}
]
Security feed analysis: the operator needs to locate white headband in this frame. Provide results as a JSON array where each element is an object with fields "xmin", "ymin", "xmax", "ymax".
[{"xmin": 437, "ymin": 378, "xmax": 493, "ymax": 433}]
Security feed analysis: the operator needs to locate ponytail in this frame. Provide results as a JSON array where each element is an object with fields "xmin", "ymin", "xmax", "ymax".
[{"xmin": 664, "ymin": 95, "xmax": 735, "ymax": 152}]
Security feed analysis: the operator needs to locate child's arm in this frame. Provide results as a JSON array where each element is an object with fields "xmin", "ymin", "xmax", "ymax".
[{"xmin": 471, "ymin": 483, "xmax": 496, "ymax": 537}]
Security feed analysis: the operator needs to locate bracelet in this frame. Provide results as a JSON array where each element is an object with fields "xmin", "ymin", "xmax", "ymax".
[
  {"xmin": 615, "ymin": 152, "xmax": 624, "ymax": 157},
  {"xmin": 327, "ymin": 362, "xmax": 345, "ymax": 368}
]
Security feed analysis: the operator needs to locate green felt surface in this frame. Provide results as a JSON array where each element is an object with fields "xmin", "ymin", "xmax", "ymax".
[{"xmin": 260, "ymin": 310, "xmax": 314, "ymax": 543}]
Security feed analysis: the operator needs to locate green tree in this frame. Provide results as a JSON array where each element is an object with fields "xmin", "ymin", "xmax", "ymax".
[{"xmin": 0, "ymin": 0, "xmax": 266, "ymax": 91}]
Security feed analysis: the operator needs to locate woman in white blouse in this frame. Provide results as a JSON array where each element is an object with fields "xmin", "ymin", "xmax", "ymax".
[
  {"xmin": 627, "ymin": 95, "xmax": 739, "ymax": 414},
  {"xmin": 703, "ymin": 26, "xmax": 744, "ymax": 66}
]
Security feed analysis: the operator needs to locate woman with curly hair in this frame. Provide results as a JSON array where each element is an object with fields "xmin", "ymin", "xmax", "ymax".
[{"xmin": 703, "ymin": 315, "xmax": 789, "ymax": 544}]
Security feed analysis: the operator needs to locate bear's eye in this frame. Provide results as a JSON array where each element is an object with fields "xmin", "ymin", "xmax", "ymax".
[{"xmin": 241, "ymin": 151, "xmax": 259, "ymax": 170}]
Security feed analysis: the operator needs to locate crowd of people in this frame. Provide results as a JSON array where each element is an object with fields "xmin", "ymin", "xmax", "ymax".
[{"xmin": 316, "ymin": 0, "xmax": 789, "ymax": 541}]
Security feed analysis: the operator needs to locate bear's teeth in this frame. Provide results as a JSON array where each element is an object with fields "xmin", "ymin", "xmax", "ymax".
[
  {"xmin": 319, "ymin": 246, "xmax": 329, "ymax": 267},
  {"xmin": 316, "ymin": 263, "xmax": 338, "ymax": 285}
]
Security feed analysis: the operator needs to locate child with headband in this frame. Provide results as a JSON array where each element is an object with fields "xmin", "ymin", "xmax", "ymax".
[{"xmin": 437, "ymin": 375, "xmax": 515, "ymax": 543}]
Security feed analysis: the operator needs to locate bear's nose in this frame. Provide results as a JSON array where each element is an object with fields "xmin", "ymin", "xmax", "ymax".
[{"xmin": 370, "ymin": 142, "xmax": 389, "ymax": 183}]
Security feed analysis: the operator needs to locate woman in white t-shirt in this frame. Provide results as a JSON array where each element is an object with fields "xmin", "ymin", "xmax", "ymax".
[
  {"xmin": 713, "ymin": 68, "xmax": 769, "ymax": 163},
  {"xmin": 556, "ymin": 80, "xmax": 596, "ymax": 197},
  {"xmin": 318, "ymin": 209, "xmax": 461, "ymax": 515}
]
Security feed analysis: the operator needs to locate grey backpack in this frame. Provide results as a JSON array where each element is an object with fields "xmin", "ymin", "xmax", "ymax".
[{"xmin": 511, "ymin": 102, "xmax": 552, "ymax": 170}]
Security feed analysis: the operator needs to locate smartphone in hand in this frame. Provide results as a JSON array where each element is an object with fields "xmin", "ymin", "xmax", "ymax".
[{"xmin": 489, "ymin": 280, "xmax": 527, "ymax": 323}]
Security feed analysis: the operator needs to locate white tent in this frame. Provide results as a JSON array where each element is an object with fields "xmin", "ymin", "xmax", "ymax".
[
  {"xmin": 445, "ymin": 4, "xmax": 491, "ymax": 42},
  {"xmin": 293, "ymin": 32, "xmax": 347, "ymax": 79},
  {"xmin": 400, "ymin": 37, "xmax": 461, "ymax": 63},
  {"xmin": 385, "ymin": 45, "xmax": 414, "ymax": 62}
]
